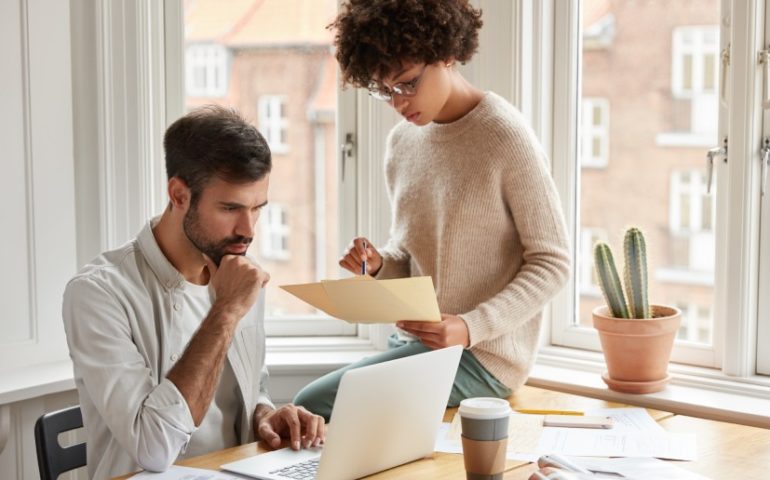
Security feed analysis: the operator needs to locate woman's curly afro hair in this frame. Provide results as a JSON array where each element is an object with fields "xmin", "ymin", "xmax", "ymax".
[{"xmin": 329, "ymin": 0, "xmax": 483, "ymax": 88}]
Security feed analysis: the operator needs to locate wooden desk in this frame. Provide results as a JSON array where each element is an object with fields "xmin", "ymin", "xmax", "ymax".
[{"xmin": 117, "ymin": 385, "xmax": 768, "ymax": 479}]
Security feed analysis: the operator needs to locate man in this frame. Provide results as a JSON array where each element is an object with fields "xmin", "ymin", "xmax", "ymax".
[{"xmin": 63, "ymin": 106, "xmax": 324, "ymax": 479}]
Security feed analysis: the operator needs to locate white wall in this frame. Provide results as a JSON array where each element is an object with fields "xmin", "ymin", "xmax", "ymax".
[
  {"xmin": 0, "ymin": 0, "xmax": 81, "ymax": 477},
  {"xmin": 0, "ymin": 0, "xmax": 77, "ymax": 374}
]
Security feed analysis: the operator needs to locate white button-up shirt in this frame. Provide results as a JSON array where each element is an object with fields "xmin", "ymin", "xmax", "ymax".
[{"xmin": 63, "ymin": 219, "xmax": 273, "ymax": 479}]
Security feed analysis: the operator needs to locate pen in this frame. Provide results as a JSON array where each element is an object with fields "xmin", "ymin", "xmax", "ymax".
[
  {"xmin": 361, "ymin": 241, "xmax": 367, "ymax": 275},
  {"xmin": 516, "ymin": 409, "xmax": 584, "ymax": 416}
]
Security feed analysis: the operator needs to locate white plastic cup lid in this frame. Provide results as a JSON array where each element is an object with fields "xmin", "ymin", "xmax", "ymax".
[{"xmin": 458, "ymin": 397, "xmax": 512, "ymax": 419}]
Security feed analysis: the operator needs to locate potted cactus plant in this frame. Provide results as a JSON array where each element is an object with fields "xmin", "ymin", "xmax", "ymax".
[{"xmin": 592, "ymin": 227, "xmax": 681, "ymax": 394}]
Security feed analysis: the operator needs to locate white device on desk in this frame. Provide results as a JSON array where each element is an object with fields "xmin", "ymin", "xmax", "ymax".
[
  {"xmin": 221, "ymin": 345, "xmax": 463, "ymax": 480},
  {"xmin": 542, "ymin": 415, "xmax": 614, "ymax": 429}
]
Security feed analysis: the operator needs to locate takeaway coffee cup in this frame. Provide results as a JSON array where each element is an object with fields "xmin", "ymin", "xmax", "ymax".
[{"xmin": 459, "ymin": 397, "xmax": 511, "ymax": 480}]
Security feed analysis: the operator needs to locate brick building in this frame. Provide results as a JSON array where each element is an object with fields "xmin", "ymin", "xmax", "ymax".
[
  {"xmin": 184, "ymin": 0, "xmax": 339, "ymax": 316},
  {"xmin": 580, "ymin": 0, "xmax": 718, "ymax": 344}
]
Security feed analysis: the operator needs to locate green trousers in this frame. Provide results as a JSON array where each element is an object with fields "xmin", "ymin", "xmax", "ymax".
[{"xmin": 293, "ymin": 335, "xmax": 512, "ymax": 421}]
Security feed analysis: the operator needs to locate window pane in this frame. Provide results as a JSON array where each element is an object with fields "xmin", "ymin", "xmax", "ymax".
[
  {"xmin": 184, "ymin": 1, "xmax": 341, "ymax": 321},
  {"xmin": 579, "ymin": 1, "xmax": 718, "ymax": 346}
]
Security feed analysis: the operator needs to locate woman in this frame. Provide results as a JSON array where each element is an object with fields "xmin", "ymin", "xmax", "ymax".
[{"xmin": 294, "ymin": 0, "xmax": 570, "ymax": 421}]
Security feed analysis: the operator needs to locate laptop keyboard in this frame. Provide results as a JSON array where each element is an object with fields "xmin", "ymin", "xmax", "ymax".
[{"xmin": 269, "ymin": 458, "xmax": 319, "ymax": 479}]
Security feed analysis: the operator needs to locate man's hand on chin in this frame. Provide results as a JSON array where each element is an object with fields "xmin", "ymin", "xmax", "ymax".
[{"xmin": 255, "ymin": 403, "xmax": 326, "ymax": 451}]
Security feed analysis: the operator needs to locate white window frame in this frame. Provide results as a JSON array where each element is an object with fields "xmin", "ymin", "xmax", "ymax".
[
  {"xmin": 260, "ymin": 204, "xmax": 290, "ymax": 261},
  {"xmin": 580, "ymin": 98, "xmax": 609, "ymax": 168},
  {"xmin": 546, "ymin": 0, "xmax": 770, "ymax": 387},
  {"xmin": 258, "ymin": 95, "xmax": 289, "ymax": 154},
  {"xmin": 185, "ymin": 44, "xmax": 229, "ymax": 97},
  {"xmin": 548, "ymin": 1, "xmax": 739, "ymax": 370},
  {"xmin": 756, "ymin": 2, "xmax": 770, "ymax": 376}
]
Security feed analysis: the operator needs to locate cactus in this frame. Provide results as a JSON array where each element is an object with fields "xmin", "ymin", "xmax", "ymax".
[
  {"xmin": 593, "ymin": 243, "xmax": 630, "ymax": 319},
  {"xmin": 593, "ymin": 227, "xmax": 652, "ymax": 319},
  {"xmin": 623, "ymin": 228, "xmax": 651, "ymax": 319}
]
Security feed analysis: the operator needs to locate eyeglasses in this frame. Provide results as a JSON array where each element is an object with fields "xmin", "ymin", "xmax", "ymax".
[{"xmin": 367, "ymin": 65, "xmax": 428, "ymax": 102}]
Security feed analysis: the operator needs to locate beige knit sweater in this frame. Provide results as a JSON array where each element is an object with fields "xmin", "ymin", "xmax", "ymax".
[{"xmin": 376, "ymin": 92, "xmax": 570, "ymax": 390}]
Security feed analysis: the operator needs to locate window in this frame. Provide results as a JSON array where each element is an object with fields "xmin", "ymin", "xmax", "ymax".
[
  {"xmin": 668, "ymin": 170, "xmax": 715, "ymax": 274},
  {"xmin": 180, "ymin": 0, "xmax": 355, "ymax": 337},
  {"xmin": 671, "ymin": 26, "xmax": 719, "ymax": 135},
  {"xmin": 260, "ymin": 204, "xmax": 290, "ymax": 261},
  {"xmin": 579, "ymin": 228, "xmax": 607, "ymax": 296},
  {"xmin": 552, "ymin": 0, "xmax": 722, "ymax": 367},
  {"xmin": 185, "ymin": 44, "xmax": 228, "ymax": 97},
  {"xmin": 676, "ymin": 302, "xmax": 713, "ymax": 344},
  {"xmin": 258, "ymin": 96, "xmax": 289, "ymax": 154},
  {"xmin": 580, "ymin": 98, "xmax": 609, "ymax": 168}
]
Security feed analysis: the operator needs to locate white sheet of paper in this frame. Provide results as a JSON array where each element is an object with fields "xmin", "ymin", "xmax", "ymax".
[
  {"xmin": 130, "ymin": 465, "xmax": 248, "ymax": 479},
  {"xmin": 435, "ymin": 408, "xmax": 695, "ymax": 462},
  {"xmin": 583, "ymin": 407, "xmax": 665, "ymax": 433},
  {"xmin": 433, "ymin": 422, "xmax": 540, "ymax": 462},
  {"xmin": 537, "ymin": 428, "xmax": 697, "ymax": 461},
  {"xmin": 574, "ymin": 456, "xmax": 710, "ymax": 480},
  {"xmin": 434, "ymin": 416, "xmax": 542, "ymax": 463}
]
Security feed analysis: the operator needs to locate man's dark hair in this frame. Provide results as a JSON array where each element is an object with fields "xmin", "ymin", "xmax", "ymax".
[
  {"xmin": 329, "ymin": 0, "xmax": 483, "ymax": 88},
  {"xmin": 164, "ymin": 105, "xmax": 271, "ymax": 204}
]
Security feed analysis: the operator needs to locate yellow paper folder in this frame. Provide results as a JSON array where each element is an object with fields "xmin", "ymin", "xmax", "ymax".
[{"xmin": 279, "ymin": 276, "xmax": 441, "ymax": 324}]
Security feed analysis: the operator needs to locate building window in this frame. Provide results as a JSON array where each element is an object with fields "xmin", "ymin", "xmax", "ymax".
[
  {"xmin": 258, "ymin": 96, "xmax": 289, "ymax": 154},
  {"xmin": 670, "ymin": 170, "xmax": 715, "ymax": 273},
  {"xmin": 579, "ymin": 228, "xmax": 608, "ymax": 296},
  {"xmin": 185, "ymin": 44, "xmax": 228, "ymax": 97},
  {"xmin": 260, "ymin": 204, "xmax": 290, "ymax": 261},
  {"xmin": 580, "ymin": 98, "xmax": 610, "ymax": 168},
  {"xmin": 672, "ymin": 26, "xmax": 719, "ymax": 135},
  {"xmin": 676, "ymin": 302, "xmax": 712, "ymax": 344}
]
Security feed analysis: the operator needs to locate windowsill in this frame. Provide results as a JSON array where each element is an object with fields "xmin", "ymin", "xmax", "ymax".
[
  {"xmin": 533, "ymin": 346, "xmax": 770, "ymax": 429},
  {"xmin": 0, "ymin": 337, "xmax": 379, "ymax": 405},
  {"xmin": 0, "ymin": 360, "xmax": 75, "ymax": 405},
  {"xmin": 6, "ymin": 341, "xmax": 769, "ymax": 430},
  {"xmin": 265, "ymin": 336, "xmax": 379, "ymax": 374}
]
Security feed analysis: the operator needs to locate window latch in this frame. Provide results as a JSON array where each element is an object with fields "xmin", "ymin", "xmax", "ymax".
[
  {"xmin": 761, "ymin": 138, "xmax": 770, "ymax": 197},
  {"xmin": 705, "ymin": 137, "xmax": 727, "ymax": 195},
  {"xmin": 720, "ymin": 43, "xmax": 730, "ymax": 107},
  {"xmin": 340, "ymin": 133, "xmax": 355, "ymax": 181},
  {"xmin": 759, "ymin": 48, "xmax": 770, "ymax": 108}
]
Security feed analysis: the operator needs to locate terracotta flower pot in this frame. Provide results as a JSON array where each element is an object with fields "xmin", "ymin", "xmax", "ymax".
[{"xmin": 592, "ymin": 305, "xmax": 682, "ymax": 394}]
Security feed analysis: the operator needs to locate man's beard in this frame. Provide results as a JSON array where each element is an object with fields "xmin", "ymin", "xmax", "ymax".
[{"xmin": 183, "ymin": 204, "xmax": 252, "ymax": 266}]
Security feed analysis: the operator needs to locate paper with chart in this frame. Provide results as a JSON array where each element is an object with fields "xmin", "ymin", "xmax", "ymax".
[
  {"xmin": 435, "ymin": 408, "xmax": 696, "ymax": 461},
  {"xmin": 280, "ymin": 275, "xmax": 441, "ymax": 324},
  {"xmin": 537, "ymin": 428, "xmax": 697, "ymax": 461}
]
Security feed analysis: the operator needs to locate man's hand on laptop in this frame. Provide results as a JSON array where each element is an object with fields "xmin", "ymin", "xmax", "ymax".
[
  {"xmin": 396, "ymin": 314, "xmax": 470, "ymax": 349},
  {"xmin": 255, "ymin": 403, "xmax": 326, "ymax": 451}
]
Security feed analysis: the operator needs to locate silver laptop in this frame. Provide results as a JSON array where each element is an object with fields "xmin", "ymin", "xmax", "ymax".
[{"xmin": 221, "ymin": 345, "xmax": 463, "ymax": 480}]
